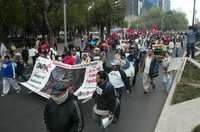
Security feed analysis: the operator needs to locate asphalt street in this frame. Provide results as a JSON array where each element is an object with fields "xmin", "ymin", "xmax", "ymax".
[{"xmin": 0, "ymin": 72, "xmax": 167, "ymax": 132}]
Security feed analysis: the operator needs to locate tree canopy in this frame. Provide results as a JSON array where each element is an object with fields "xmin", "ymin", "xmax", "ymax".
[
  {"xmin": 131, "ymin": 7, "xmax": 188, "ymax": 31},
  {"xmin": 0, "ymin": 0, "xmax": 127, "ymax": 44}
]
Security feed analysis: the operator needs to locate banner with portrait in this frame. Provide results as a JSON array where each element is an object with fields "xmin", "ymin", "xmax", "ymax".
[{"xmin": 21, "ymin": 57, "xmax": 102, "ymax": 99}]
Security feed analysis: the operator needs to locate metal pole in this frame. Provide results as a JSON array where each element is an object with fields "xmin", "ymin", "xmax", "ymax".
[
  {"xmin": 192, "ymin": 0, "xmax": 196, "ymax": 27},
  {"xmin": 63, "ymin": 0, "xmax": 67, "ymax": 48}
]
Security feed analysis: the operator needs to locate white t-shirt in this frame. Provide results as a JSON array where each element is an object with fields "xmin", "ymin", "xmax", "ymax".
[
  {"xmin": 176, "ymin": 42, "xmax": 181, "ymax": 48},
  {"xmin": 144, "ymin": 56, "xmax": 152, "ymax": 74},
  {"xmin": 169, "ymin": 41, "xmax": 174, "ymax": 49},
  {"xmin": 29, "ymin": 48, "xmax": 37, "ymax": 57},
  {"xmin": 108, "ymin": 71, "xmax": 125, "ymax": 88},
  {"xmin": 0, "ymin": 43, "xmax": 7, "ymax": 57}
]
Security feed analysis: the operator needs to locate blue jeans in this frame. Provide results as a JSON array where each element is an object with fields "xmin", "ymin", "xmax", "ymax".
[
  {"xmin": 175, "ymin": 48, "xmax": 180, "ymax": 57},
  {"xmin": 186, "ymin": 44, "xmax": 195, "ymax": 58}
]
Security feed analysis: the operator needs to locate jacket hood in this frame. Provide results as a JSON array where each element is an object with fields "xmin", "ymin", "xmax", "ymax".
[
  {"xmin": 51, "ymin": 91, "xmax": 69, "ymax": 105},
  {"xmin": 51, "ymin": 92, "xmax": 77, "ymax": 105}
]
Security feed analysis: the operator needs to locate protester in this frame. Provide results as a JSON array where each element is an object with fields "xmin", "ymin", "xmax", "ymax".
[
  {"xmin": 92, "ymin": 48, "xmax": 101, "ymax": 61},
  {"xmin": 62, "ymin": 51, "xmax": 76, "ymax": 65},
  {"xmin": 127, "ymin": 46, "xmax": 140, "ymax": 86},
  {"xmin": 175, "ymin": 38, "xmax": 182, "ymax": 57},
  {"xmin": 1, "ymin": 55, "xmax": 21, "ymax": 96},
  {"xmin": 38, "ymin": 38, "xmax": 50, "ymax": 57},
  {"xmin": 168, "ymin": 38, "xmax": 175, "ymax": 56},
  {"xmin": 21, "ymin": 45, "xmax": 29, "ymax": 65},
  {"xmin": 103, "ymin": 59, "xmax": 130, "ymax": 122},
  {"xmin": 44, "ymin": 81, "xmax": 84, "ymax": 132},
  {"xmin": 29, "ymin": 47, "xmax": 38, "ymax": 65},
  {"xmin": 120, "ymin": 53, "xmax": 135, "ymax": 93},
  {"xmin": 92, "ymin": 71, "xmax": 117, "ymax": 131},
  {"xmin": 81, "ymin": 53, "xmax": 91, "ymax": 65},
  {"xmin": 15, "ymin": 53, "xmax": 27, "ymax": 81},
  {"xmin": 0, "ymin": 42, "xmax": 7, "ymax": 58},
  {"xmin": 141, "ymin": 49, "xmax": 159, "ymax": 94}
]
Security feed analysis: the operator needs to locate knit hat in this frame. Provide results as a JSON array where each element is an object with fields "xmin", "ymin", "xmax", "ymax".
[{"xmin": 51, "ymin": 81, "xmax": 67, "ymax": 95}]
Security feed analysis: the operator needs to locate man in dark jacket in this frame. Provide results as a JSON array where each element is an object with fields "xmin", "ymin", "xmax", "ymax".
[
  {"xmin": 141, "ymin": 49, "xmax": 159, "ymax": 94},
  {"xmin": 92, "ymin": 71, "xmax": 117, "ymax": 130},
  {"xmin": 44, "ymin": 81, "xmax": 84, "ymax": 132},
  {"xmin": 127, "ymin": 46, "xmax": 140, "ymax": 86},
  {"xmin": 21, "ymin": 46, "xmax": 29, "ymax": 65},
  {"xmin": 15, "ymin": 53, "xmax": 27, "ymax": 81},
  {"xmin": 103, "ymin": 59, "xmax": 130, "ymax": 99},
  {"xmin": 103, "ymin": 59, "xmax": 130, "ymax": 123}
]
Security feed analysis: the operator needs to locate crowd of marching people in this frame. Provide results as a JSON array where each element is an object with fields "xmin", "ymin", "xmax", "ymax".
[{"xmin": 1, "ymin": 25, "xmax": 197, "ymax": 132}]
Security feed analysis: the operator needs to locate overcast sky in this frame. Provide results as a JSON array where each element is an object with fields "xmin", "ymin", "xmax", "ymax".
[{"xmin": 171, "ymin": 0, "xmax": 200, "ymax": 25}]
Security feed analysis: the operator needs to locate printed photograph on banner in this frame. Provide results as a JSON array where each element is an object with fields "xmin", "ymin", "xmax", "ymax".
[{"xmin": 41, "ymin": 66, "xmax": 86, "ymax": 95}]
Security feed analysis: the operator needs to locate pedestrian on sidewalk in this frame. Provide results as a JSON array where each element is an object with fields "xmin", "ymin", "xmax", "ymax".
[
  {"xmin": 1, "ymin": 55, "xmax": 21, "ymax": 96},
  {"xmin": 185, "ymin": 26, "xmax": 197, "ymax": 58},
  {"xmin": 141, "ymin": 49, "xmax": 159, "ymax": 94},
  {"xmin": 44, "ymin": 81, "xmax": 84, "ymax": 132},
  {"xmin": 92, "ymin": 71, "xmax": 117, "ymax": 131}
]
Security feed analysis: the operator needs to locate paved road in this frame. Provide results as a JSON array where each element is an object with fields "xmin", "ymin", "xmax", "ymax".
[{"xmin": 0, "ymin": 72, "xmax": 167, "ymax": 132}]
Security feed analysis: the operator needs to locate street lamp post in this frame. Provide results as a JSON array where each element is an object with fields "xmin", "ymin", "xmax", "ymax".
[
  {"xmin": 63, "ymin": 0, "xmax": 67, "ymax": 48},
  {"xmin": 192, "ymin": 0, "xmax": 196, "ymax": 27}
]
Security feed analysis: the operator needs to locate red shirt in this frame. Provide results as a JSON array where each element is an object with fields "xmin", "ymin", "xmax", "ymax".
[{"xmin": 62, "ymin": 56, "xmax": 76, "ymax": 65}]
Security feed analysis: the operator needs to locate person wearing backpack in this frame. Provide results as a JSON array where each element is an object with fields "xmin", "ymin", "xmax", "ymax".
[
  {"xmin": 92, "ymin": 71, "xmax": 117, "ymax": 131},
  {"xmin": 141, "ymin": 49, "xmax": 159, "ymax": 94}
]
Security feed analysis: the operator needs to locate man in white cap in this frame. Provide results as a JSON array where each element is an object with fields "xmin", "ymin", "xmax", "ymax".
[{"xmin": 103, "ymin": 59, "xmax": 130, "ymax": 123}]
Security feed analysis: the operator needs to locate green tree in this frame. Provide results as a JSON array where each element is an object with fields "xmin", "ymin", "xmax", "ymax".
[
  {"xmin": 130, "ymin": 7, "xmax": 188, "ymax": 31},
  {"xmin": 0, "ymin": 0, "xmax": 24, "ymax": 41}
]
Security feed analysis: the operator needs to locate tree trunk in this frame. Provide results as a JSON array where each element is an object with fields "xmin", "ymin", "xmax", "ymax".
[
  {"xmin": 106, "ymin": 23, "xmax": 111, "ymax": 37},
  {"xmin": 43, "ymin": 0, "xmax": 55, "ymax": 46},
  {"xmin": 100, "ymin": 25, "xmax": 104, "ymax": 41}
]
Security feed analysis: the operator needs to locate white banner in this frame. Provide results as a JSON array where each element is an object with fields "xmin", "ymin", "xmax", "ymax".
[
  {"xmin": 21, "ymin": 57, "xmax": 55, "ymax": 94},
  {"xmin": 168, "ymin": 57, "xmax": 184, "ymax": 72},
  {"xmin": 21, "ymin": 57, "xmax": 102, "ymax": 100},
  {"xmin": 74, "ymin": 62, "xmax": 102, "ymax": 100}
]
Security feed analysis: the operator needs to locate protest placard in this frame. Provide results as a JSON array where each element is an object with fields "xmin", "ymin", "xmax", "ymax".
[{"xmin": 168, "ymin": 57, "xmax": 184, "ymax": 72}]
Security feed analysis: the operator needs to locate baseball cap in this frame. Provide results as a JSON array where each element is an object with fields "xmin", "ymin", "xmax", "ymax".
[{"xmin": 110, "ymin": 59, "xmax": 120, "ymax": 66}]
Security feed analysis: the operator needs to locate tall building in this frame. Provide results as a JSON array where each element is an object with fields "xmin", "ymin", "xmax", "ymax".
[
  {"xmin": 160, "ymin": 0, "xmax": 171, "ymax": 12},
  {"xmin": 125, "ymin": 0, "xmax": 143, "ymax": 22},
  {"xmin": 142, "ymin": 0, "xmax": 160, "ymax": 14}
]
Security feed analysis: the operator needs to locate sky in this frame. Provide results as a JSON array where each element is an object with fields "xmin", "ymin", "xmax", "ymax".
[{"xmin": 171, "ymin": 0, "xmax": 200, "ymax": 25}]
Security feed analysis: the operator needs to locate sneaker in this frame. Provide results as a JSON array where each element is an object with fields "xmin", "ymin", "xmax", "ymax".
[
  {"xmin": 28, "ymin": 90, "xmax": 33, "ymax": 94},
  {"xmin": 1, "ymin": 94, "xmax": 7, "ymax": 97},
  {"xmin": 112, "ymin": 117, "xmax": 118, "ymax": 124},
  {"xmin": 126, "ymin": 90, "xmax": 132, "ymax": 94},
  {"xmin": 16, "ymin": 89, "xmax": 21, "ymax": 93}
]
